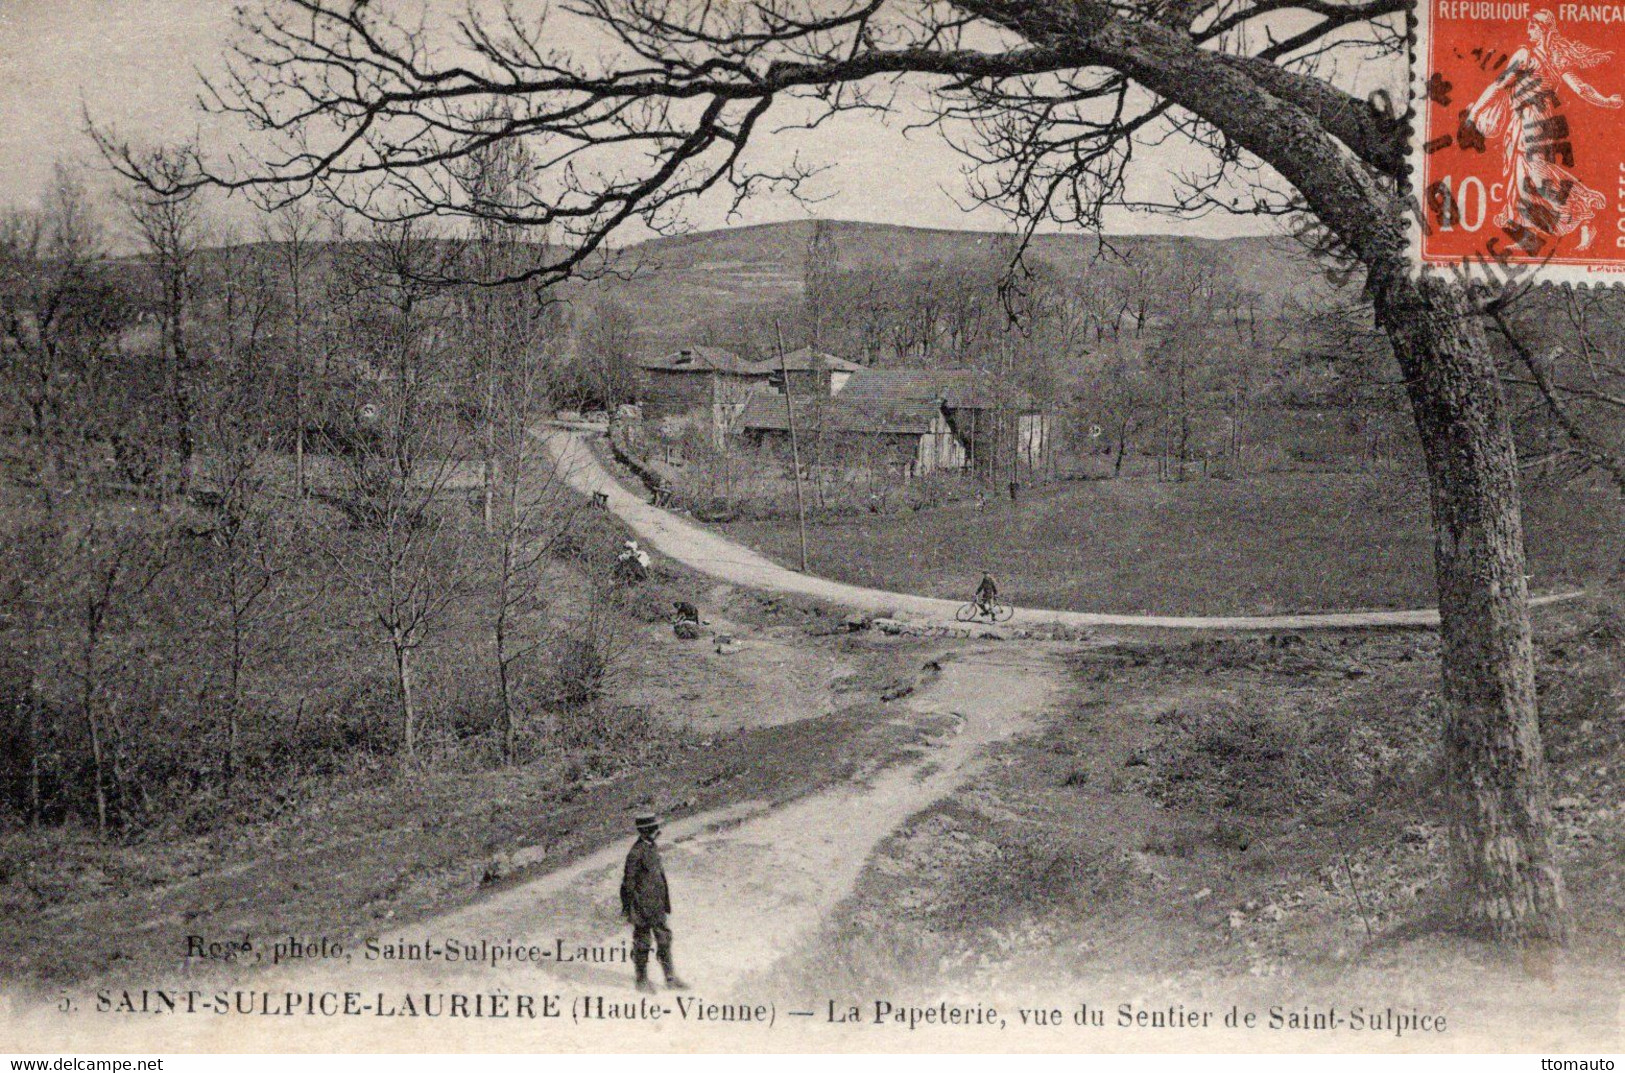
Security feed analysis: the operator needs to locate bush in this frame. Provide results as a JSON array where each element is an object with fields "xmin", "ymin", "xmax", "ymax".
[
  {"xmin": 554, "ymin": 702, "xmax": 662, "ymax": 754},
  {"xmin": 538, "ymin": 606, "xmax": 623, "ymax": 713},
  {"xmin": 263, "ymin": 680, "xmax": 400, "ymax": 774},
  {"xmin": 610, "ymin": 573, "xmax": 682, "ymax": 624},
  {"xmin": 549, "ymin": 503, "xmax": 631, "ymax": 570},
  {"xmin": 1146, "ymin": 687, "xmax": 1438, "ymax": 820}
]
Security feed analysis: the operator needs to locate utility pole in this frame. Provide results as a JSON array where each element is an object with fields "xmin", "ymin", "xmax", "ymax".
[
  {"xmin": 1003, "ymin": 334, "xmax": 1019, "ymax": 501},
  {"xmin": 776, "ymin": 321, "xmax": 810, "ymax": 572}
]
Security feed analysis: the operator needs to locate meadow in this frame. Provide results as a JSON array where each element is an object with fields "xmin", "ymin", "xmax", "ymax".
[{"xmin": 722, "ymin": 472, "xmax": 1622, "ymax": 615}]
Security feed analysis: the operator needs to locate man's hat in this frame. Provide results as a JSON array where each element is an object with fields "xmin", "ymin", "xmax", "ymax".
[{"xmin": 634, "ymin": 812, "xmax": 660, "ymax": 831}]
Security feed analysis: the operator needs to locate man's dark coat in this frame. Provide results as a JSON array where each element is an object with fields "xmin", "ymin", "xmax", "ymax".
[{"xmin": 621, "ymin": 836, "xmax": 671, "ymax": 921}]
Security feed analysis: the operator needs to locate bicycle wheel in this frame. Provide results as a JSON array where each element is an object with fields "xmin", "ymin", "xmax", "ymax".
[
  {"xmin": 992, "ymin": 602, "xmax": 1015, "ymax": 622},
  {"xmin": 955, "ymin": 602, "xmax": 980, "ymax": 622}
]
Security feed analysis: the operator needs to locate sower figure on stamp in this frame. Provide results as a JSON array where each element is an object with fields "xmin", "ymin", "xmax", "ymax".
[
  {"xmin": 620, "ymin": 812, "xmax": 688, "ymax": 993},
  {"xmin": 1463, "ymin": 10, "xmax": 1622, "ymax": 251}
]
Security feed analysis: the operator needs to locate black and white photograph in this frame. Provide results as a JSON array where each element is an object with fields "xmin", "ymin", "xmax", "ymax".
[{"xmin": 0, "ymin": 0, "xmax": 1621, "ymax": 1056}]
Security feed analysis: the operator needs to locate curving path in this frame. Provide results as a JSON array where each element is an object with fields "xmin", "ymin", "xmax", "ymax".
[
  {"xmin": 15, "ymin": 646, "xmax": 1061, "ymax": 1052},
  {"xmin": 541, "ymin": 424, "xmax": 1585, "ymax": 631}
]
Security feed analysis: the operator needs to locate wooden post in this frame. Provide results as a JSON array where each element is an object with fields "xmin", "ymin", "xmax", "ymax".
[{"xmin": 775, "ymin": 322, "xmax": 810, "ymax": 572}]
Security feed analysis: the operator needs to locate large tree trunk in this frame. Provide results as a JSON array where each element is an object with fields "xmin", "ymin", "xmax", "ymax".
[
  {"xmin": 1110, "ymin": 12, "xmax": 1570, "ymax": 942},
  {"xmin": 1377, "ymin": 275, "xmax": 1565, "ymax": 944}
]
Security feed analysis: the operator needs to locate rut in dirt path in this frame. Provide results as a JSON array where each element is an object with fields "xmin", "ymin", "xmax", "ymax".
[{"xmin": 542, "ymin": 425, "xmax": 1585, "ymax": 631}]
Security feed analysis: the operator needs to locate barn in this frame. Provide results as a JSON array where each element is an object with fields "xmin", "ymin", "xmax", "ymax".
[
  {"xmin": 737, "ymin": 393, "xmax": 967, "ymax": 477},
  {"xmin": 838, "ymin": 367, "xmax": 1050, "ymax": 471}
]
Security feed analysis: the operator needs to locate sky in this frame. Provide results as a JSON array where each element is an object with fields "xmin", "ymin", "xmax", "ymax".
[{"xmin": 0, "ymin": 0, "xmax": 1278, "ymax": 243}]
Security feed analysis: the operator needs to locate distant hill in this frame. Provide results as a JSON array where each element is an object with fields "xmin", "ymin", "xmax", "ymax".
[
  {"xmin": 156, "ymin": 220, "xmax": 1344, "ymax": 353},
  {"xmin": 587, "ymin": 220, "xmax": 1346, "ymax": 349}
]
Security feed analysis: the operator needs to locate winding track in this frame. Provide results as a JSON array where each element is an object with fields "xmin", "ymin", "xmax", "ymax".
[{"xmin": 542, "ymin": 425, "xmax": 1584, "ymax": 631}]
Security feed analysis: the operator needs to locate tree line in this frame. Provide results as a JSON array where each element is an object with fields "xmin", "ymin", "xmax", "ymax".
[
  {"xmin": 0, "ymin": 156, "xmax": 645, "ymax": 839},
  {"xmin": 670, "ymin": 221, "xmax": 1624, "ymax": 489}
]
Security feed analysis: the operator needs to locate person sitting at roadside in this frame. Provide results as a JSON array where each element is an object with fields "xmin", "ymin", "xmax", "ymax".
[{"xmin": 618, "ymin": 539, "xmax": 652, "ymax": 578}]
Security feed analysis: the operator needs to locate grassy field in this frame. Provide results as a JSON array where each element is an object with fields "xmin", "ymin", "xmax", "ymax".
[
  {"xmin": 747, "ymin": 594, "xmax": 1625, "ymax": 1043},
  {"xmin": 721, "ymin": 473, "xmax": 1623, "ymax": 615}
]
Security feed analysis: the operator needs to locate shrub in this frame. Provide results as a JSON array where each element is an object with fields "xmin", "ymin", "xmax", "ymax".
[
  {"xmin": 1146, "ymin": 686, "xmax": 1438, "ymax": 820},
  {"xmin": 538, "ymin": 605, "xmax": 624, "ymax": 713},
  {"xmin": 549, "ymin": 503, "xmax": 630, "ymax": 570},
  {"xmin": 1586, "ymin": 598, "xmax": 1625, "ymax": 649},
  {"xmin": 554, "ymin": 702, "xmax": 660, "ymax": 754}
]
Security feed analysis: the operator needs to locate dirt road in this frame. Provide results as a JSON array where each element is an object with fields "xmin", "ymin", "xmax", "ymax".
[
  {"xmin": 542, "ymin": 425, "xmax": 1584, "ymax": 630},
  {"xmin": 403, "ymin": 645, "xmax": 1056, "ymax": 992},
  {"xmin": 31, "ymin": 645, "xmax": 1061, "ymax": 1050}
]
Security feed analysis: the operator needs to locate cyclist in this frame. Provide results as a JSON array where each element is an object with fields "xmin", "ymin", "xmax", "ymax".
[{"xmin": 974, "ymin": 572, "xmax": 999, "ymax": 619}]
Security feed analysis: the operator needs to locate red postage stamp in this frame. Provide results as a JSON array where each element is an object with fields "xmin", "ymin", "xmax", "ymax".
[{"xmin": 1412, "ymin": 1, "xmax": 1625, "ymax": 280}]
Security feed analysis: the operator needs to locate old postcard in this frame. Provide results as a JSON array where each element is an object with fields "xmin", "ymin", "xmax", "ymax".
[{"xmin": 0, "ymin": 0, "xmax": 1622, "ymax": 1057}]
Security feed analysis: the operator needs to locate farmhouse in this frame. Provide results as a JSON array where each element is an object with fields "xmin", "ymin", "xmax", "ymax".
[
  {"xmin": 745, "ymin": 347, "xmax": 865, "ymax": 397},
  {"xmin": 839, "ymin": 366, "xmax": 1050, "ymax": 470},
  {"xmin": 633, "ymin": 345, "xmax": 772, "ymax": 441},
  {"xmin": 738, "ymin": 393, "xmax": 967, "ymax": 477}
]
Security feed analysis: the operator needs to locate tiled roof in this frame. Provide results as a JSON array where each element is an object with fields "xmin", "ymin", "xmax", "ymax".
[
  {"xmin": 742, "ymin": 347, "xmax": 866, "ymax": 376},
  {"xmin": 840, "ymin": 366, "xmax": 1037, "ymax": 410},
  {"xmin": 637, "ymin": 345, "xmax": 757, "ymax": 374},
  {"xmin": 739, "ymin": 393, "xmax": 943, "ymax": 435}
]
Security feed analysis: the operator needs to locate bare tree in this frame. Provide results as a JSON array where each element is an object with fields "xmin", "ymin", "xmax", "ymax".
[
  {"xmin": 57, "ymin": 509, "xmax": 174, "ymax": 836},
  {"xmin": 330, "ymin": 221, "xmax": 473, "ymax": 764},
  {"xmin": 0, "ymin": 166, "xmax": 127, "ymax": 511},
  {"xmin": 97, "ymin": 0, "xmax": 1564, "ymax": 943},
  {"xmin": 576, "ymin": 298, "xmax": 641, "ymax": 415},
  {"xmin": 261, "ymin": 199, "xmax": 325, "ymax": 498},
  {"xmin": 121, "ymin": 147, "xmax": 210, "ymax": 496},
  {"xmin": 804, "ymin": 219, "xmax": 840, "ymax": 351},
  {"xmin": 1117, "ymin": 247, "xmax": 1167, "ymax": 340},
  {"xmin": 1081, "ymin": 348, "xmax": 1157, "ymax": 477},
  {"xmin": 179, "ymin": 221, "xmax": 295, "ymax": 787},
  {"xmin": 209, "ymin": 226, "xmax": 282, "ymax": 375},
  {"xmin": 447, "ymin": 129, "xmax": 549, "ymax": 530},
  {"xmin": 1144, "ymin": 254, "xmax": 1220, "ymax": 480},
  {"xmin": 198, "ymin": 339, "xmax": 290, "ymax": 787},
  {"xmin": 488, "ymin": 358, "xmax": 577, "ymax": 763}
]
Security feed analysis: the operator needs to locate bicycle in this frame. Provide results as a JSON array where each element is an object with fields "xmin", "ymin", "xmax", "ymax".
[{"xmin": 956, "ymin": 599, "xmax": 1014, "ymax": 623}]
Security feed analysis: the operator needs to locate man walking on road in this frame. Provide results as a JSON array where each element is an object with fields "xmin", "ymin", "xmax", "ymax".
[{"xmin": 620, "ymin": 812, "xmax": 688, "ymax": 993}]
